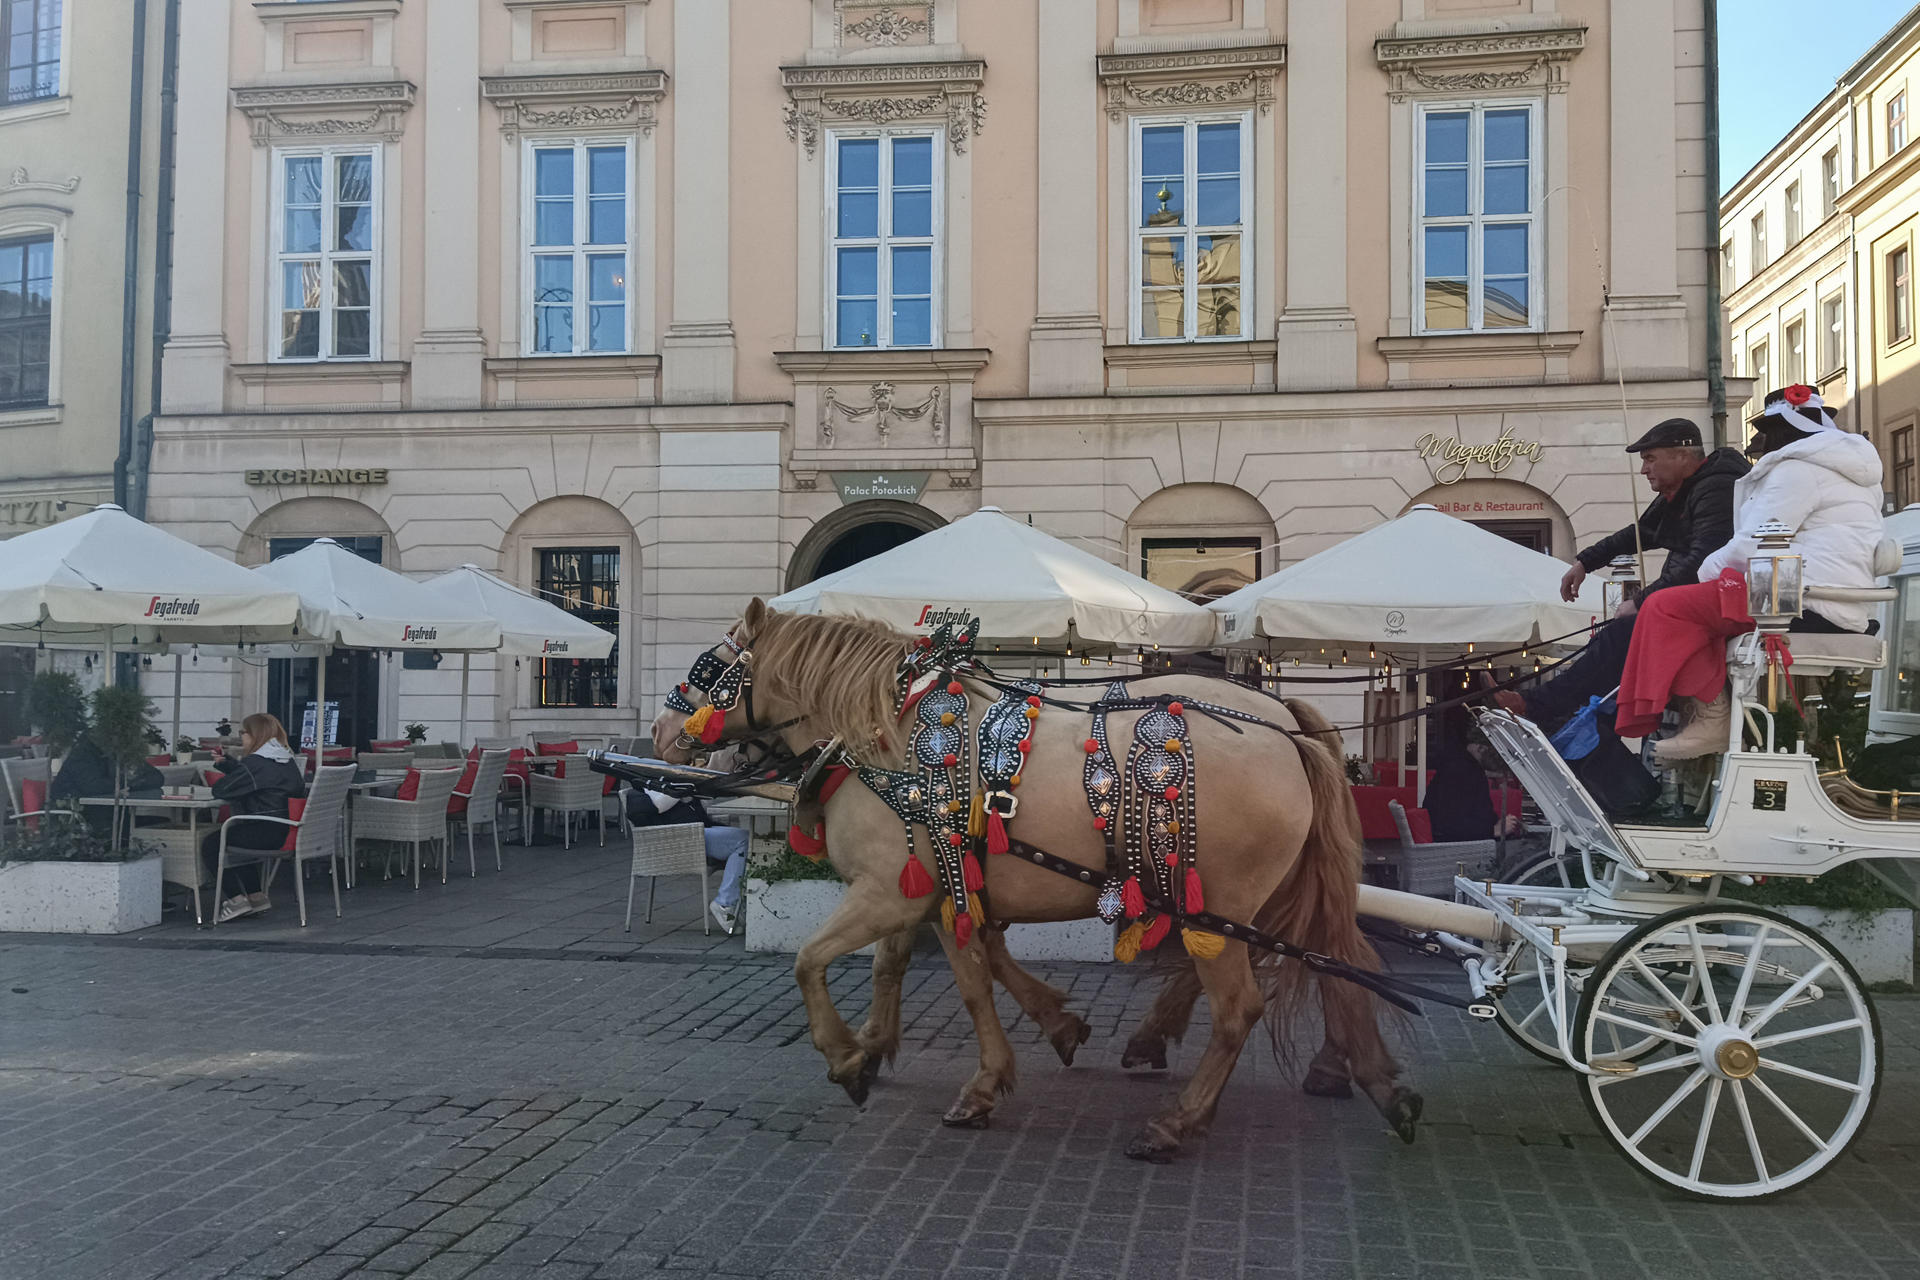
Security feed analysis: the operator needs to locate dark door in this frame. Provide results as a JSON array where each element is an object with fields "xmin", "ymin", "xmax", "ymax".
[
  {"xmin": 266, "ymin": 536, "xmax": 383, "ymax": 751},
  {"xmin": 0, "ymin": 647, "xmax": 33, "ymax": 744}
]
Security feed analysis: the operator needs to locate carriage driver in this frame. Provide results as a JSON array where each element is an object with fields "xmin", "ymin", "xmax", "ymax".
[{"xmin": 1494, "ymin": 418, "xmax": 1749, "ymax": 729}]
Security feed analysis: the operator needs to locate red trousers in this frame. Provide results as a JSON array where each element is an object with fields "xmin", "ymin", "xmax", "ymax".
[{"xmin": 1615, "ymin": 570, "xmax": 1754, "ymax": 739}]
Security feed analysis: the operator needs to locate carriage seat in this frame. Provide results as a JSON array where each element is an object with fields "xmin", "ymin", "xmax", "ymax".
[{"xmin": 1739, "ymin": 536, "xmax": 1901, "ymax": 677}]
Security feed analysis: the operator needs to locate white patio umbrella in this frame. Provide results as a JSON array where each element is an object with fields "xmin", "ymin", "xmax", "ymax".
[
  {"xmin": 422, "ymin": 564, "xmax": 615, "ymax": 745},
  {"xmin": 770, "ymin": 507, "xmax": 1217, "ymax": 650},
  {"xmin": 254, "ymin": 540, "xmax": 501, "ymax": 752},
  {"xmin": 1209, "ymin": 504, "xmax": 1608, "ymax": 801}
]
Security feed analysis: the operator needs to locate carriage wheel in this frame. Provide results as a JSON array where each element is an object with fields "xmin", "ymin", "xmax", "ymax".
[
  {"xmin": 1506, "ymin": 852, "xmax": 1587, "ymax": 890},
  {"xmin": 1574, "ymin": 904, "xmax": 1880, "ymax": 1201},
  {"xmin": 1495, "ymin": 941, "xmax": 1676, "ymax": 1065}
]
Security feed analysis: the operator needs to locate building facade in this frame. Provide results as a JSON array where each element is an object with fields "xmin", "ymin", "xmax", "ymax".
[
  {"xmin": 147, "ymin": 0, "xmax": 1717, "ymax": 747},
  {"xmin": 0, "ymin": 0, "xmax": 168, "ymax": 738}
]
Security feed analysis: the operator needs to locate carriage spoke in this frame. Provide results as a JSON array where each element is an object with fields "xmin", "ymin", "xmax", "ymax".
[
  {"xmin": 1742, "ymin": 960, "xmax": 1831, "ymax": 1038},
  {"xmin": 1593, "ymin": 1010, "xmax": 1696, "ymax": 1050},
  {"xmin": 1756, "ymin": 1056, "xmax": 1865, "ymax": 1094},
  {"xmin": 1730, "ymin": 1080, "xmax": 1772, "ymax": 1190},
  {"xmin": 1591, "ymin": 1051, "xmax": 1696, "ymax": 1085},
  {"xmin": 1630, "ymin": 955, "xmax": 1708, "ymax": 1032},
  {"xmin": 1628, "ymin": 1066, "xmax": 1708, "ymax": 1147},
  {"xmin": 1747, "ymin": 1073, "xmax": 1833, "ymax": 1152},
  {"xmin": 1752, "ymin": 1018, "xmax": 1863, "ymax": 1051},
  {"xmin": 1513, "ymin": 995, "xmax": 1549, "ymax": 1033},
  {"xmin": 1725, "ymin": 923, "xmax": 1769, "ymax": 1026},
  {"xmin": 1687, "ymin": 1078, "xmax": 1723, "ymax": 1182},
  {"xmin": 1688, "ymin": 925, "xmax": 1724, "ymax": 1025}
]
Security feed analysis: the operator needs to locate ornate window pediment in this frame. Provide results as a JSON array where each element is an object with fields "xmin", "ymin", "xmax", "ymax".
[
  {"xmin": 233, "ymin": 81, "xmax": 416, "ymax": 146},
  {"xmin": 1374, "ymin": 25, "xmax": 1587, "ymax": 101},
  {"xmin": 780, "ymin": 60, "xmax": 986, "ymax": 158},
  {"xmin": 1095, "ymin": 44, "xmax": 1284, "ymax": 122},
  {"xmin": 480, "ymin": 70, "xmax": 669, "ymax": 140}
]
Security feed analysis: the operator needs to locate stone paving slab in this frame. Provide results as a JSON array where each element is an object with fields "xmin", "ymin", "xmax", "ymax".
[{"xmin": 0, "ymin": 935, "xmax": 1915, "ymax": 1280}]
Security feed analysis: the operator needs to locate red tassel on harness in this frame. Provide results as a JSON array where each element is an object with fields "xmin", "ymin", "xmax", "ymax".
[
  {"xmin": 1140, "ymin": 913, "xmax": 1172, "ymax": 951},
  {"xmin": 899, "ymin": 853, "xmax": 936, "ymax": 899},
  {"xmin": 787, "ymin": 824, "xmax": 826, "ymax": 859},
  {"xmin": 986, "ymin": 809, "xmax": 1009, "ymax": 855},
  {"xmin": 698, "ymin": 707, "xmax": 726, "ymax": 745},
  {"xmin": 1122, "ymin": 876, "xmax": 1146, "ymax": 919},
  {"xmin": 953, "ymin": 911, "xmax": 974, "ymax": 948},
  {"xmin": 962, "ymin": 853, "xmax": 984, "ymax": 892},
  {"xmin": 1184, "ymin": 868, "xmax": 1204, "ymax": 913}
]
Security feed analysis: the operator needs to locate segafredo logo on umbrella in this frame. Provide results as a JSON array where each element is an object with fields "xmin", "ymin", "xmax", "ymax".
[
  {"xmin": 542, "ymin": 639, "xmax": 570, "ymax": 654},
  {"xmin": 916, "ymin": 605, "xmax": 973, "ymax": 628},
  {"xmin": 144, "ymin": 597, "xmax": 202, "ymax": 618},
  {"xmin": 401, "ymin": 624, "xmax": 438, "ymax": 642}
]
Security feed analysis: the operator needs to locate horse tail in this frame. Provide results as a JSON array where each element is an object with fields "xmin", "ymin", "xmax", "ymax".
[{"xmin": 1252, "ymin": 698, "xmax": 1384, "ymax": 1066}]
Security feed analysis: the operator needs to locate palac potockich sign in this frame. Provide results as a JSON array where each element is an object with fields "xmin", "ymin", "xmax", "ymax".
[{"xmin": 1414, "ymin": 425, "xmax": 1544, "ymax": 485}]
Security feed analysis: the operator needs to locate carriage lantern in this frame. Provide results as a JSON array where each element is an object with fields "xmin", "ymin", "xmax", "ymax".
[
  {"xmin": 1601, "ymin": 555, "xmax": 1641, "ymax": 617},
  {"xmin": 1745, "ymin": 519, "xmax": 1805, "ymax": 632}
]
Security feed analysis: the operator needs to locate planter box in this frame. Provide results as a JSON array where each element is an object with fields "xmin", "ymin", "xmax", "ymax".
[
  {"xmin": 0, "ymin": 855, "xmax": 164, "ymax": 935},
  {"xmin": 1776, "ymin": 905, "xmax": 1914, "ymax": 985},
  {"xmin": 744, "ymin": 877, "xmax": 1112, "ymax": 962}
]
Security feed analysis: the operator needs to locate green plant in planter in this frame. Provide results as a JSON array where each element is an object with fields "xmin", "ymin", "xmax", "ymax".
[
  {"xmin": 403, "ymin": 723, "xmax": 429, "ymax": 744},
  {"xmin": 145, "ymin": 726, "xmax": 167, "ymax": 753},
  {"xmin": 89, "ymin": 685, "xmax": 159, "ymax": 798},
  {"xmin": 1724, "ymin": 863, "xmax": 1909, "ymax": 914},
  {"xmin": 174, "ymin": 736, "xmax": 196, "ymax": 755},
  {"xmin": 752, "ymin": 842, "xmax": 843, "ymax": 884},
  {"xmin": 1, "ymin": 820, "xmax": 155, "ymax": 864},
  {"xmin": 25, "ymin": 671, "xmax": 88, "ymax": 756}
]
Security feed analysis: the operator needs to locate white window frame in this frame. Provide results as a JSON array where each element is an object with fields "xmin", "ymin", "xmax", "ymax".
[
  {"xmin": 269, "ymin": 145, "xmax": 380, "ymax": 364},
  {"xmin": 1412, "ymin": 98, "xmax": 1544, "ymax": 336},
  {"xmin": 1749, "ymin": 337, "xmax": 1770, "ymax": 408},
  {"xmin": 1820, "ymin": 289, "xmax": 1846, "ymax": 375},
  {"xmin": 1822, "ymin": 148, "xmax": 1842, "ymax": 219},
  {"xmin": 1128, "ymin": 110, "xmax": 1254, "ymax": 344},
  {"xmin": 1784, "ymin": 180, "xmax": 1802, "ymax": 246},
  {"xmin": 1751, "ymin": 210, "xmax": 1767, "ymax": 273},
  {"xmin": 1783, "ymin": 315, "xmax": 1805, "ymax": 387},
  {"xmin": 1892, "ymin": 88, "xmax": 1909, "ymax": 155},
  {"xmin": 519, "ymin": 136, "xmax": 635, "ymax": 358},
  {"xmin": 823, "ymin": 127, "xmax": 944, "ymax": 351},
  {"xmin": 1721, "ymin": 239, "xmax": 1735, "ymax": 287}
]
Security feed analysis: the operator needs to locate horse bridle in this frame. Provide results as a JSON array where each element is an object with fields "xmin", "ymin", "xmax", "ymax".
[{"xmin": 666, "ymin": 631, "xmax": 802, "ymax": 752}]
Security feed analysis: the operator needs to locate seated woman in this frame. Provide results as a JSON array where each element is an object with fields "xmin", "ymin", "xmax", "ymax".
[
  {"xmin": 1615, "ymin": 386, "xmax": 1885, "ymax": 764},
  {"xmin": 201, "ymin": 713, "xmax": 307, "ymax": 923}
]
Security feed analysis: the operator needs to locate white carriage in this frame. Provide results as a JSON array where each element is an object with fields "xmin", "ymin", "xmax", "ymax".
[{"xmin": 1356, "ymin": 525, "xmax": 1918, "ymax": 1201}]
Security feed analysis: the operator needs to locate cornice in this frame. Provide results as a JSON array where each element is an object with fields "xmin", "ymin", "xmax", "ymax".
[
  {"xmin": 1374, "ymin": 25, "xmax": 1585, "ymax": 101},
  {"xmin": 1095, "ymin": 44, "xmax": 1285, "ymax": 80},
  {"xmin": 1096, "ymin": 43, "xmax": 1284, "ymax": 121},
  {"xmin": 779, "ymin": 60, "xmax": 987, "ymax": 158},
  {"xmin": 1724, "ymin": 224, "xmax": 1852, "ymax": 314},
  {"xmin": 774, "ymin": 348, "xmax": 991, "ymax": 380},
  {"xmin": 232, "ymin": 80, "xmax": 416, "ymax": 145},
  {"xmin": 480, "ymin": 69, "xmax": 669, "ymax": 139},
  {"xmin": 1837, "ymin": 138, "xmax": 1920, "ymax": 218},
  {"xmin": 780, "ymin": 60, "xmax": 984, "ymax": 91}
]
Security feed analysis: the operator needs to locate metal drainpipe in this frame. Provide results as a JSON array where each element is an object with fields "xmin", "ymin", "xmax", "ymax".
[
  {"xmin": 131, "ymin": 0, "xmax": 181, "ymax": 522},
  {"xmin": 1704, "ymin": 0, "xmax": 1727, "ymax": 451},
  {"xmin": 113, "ymin": 0, "xmax": 150, "ymax": 509}
]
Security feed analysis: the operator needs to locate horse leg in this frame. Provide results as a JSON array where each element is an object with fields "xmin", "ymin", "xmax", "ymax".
[
  {"xmin": 1322, "ymin": 978, "xmax": 1421, "ymax": 1143},
  {"xmin": 933, "ymin": 928, "xmax": 1018, "ymax": 1129},
  {"xmin": 795, "ymin": 888, "xmax": 921, "ymax": 1106},
  {"xmin": 1123, "ymin": 958, "xmax": 1202, "ymax": 1070},
  {"xmin": 1125, "ymin": 945, "xmax": 1265, "ymax": 1163},
  {"xmin": 854, "ymin": 927, "xmax": 917, "ymax": 1067},
  {"xmin": 980, "ymin": 927, "xmax": 1091, "ymax": 1067},
  {"xmin": 1301, "ymin": 1023, "xmax": 1355, "ymax": 1098}
]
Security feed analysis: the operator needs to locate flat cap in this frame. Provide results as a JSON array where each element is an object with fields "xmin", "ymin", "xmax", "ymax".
[{"xmin": 1625, "ymin": 417, "xmax": 1702, "ymax": 453}]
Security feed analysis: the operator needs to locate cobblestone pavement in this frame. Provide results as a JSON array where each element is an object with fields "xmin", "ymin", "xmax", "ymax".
[{"xmin": 1, "ymin": 932, "xmax": 1916, "ymax": 1280}]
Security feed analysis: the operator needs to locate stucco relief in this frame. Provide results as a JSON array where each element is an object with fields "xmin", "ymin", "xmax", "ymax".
[
  {"xmin": 234, "ymin": 81, "xmax": 416, "ymax": 145},
  {"xmin": 480, "ymin": 71, "xmax": 669, "ymax": 140},
  {"xmin": 781, "ymin": 61, "xmax": 986, "ymax": 156},
  {"xmin": 1374, "ymin": 27, "xmax": 1586, "ymax": 101},
  {"xmin": 1095, "ymin": 45, "xmax": 1284, "ymax": 121},
  {"xmin": 1, "ymin": 167, "xmax": 80, "ymax": 196},
  {"xmin": 839, "ymin": 4, "xmax": 931, "ymax": 48},
  {"xmin": 820, "ymin": 382, "xmax": 945, "ymax": 446}
]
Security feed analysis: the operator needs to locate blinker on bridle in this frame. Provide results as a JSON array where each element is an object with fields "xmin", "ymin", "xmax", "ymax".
[{"xmin": 673, "ymin": 633, "xmax": 753, "ymax": 748}]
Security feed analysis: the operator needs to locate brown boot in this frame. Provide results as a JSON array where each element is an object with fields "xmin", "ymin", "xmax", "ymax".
[{"xmin": 1651, "ymin": 687, "xmax": 1732, "ymax": 765}]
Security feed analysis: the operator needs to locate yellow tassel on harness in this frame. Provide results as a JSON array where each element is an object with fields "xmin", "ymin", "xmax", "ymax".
[
  {"xmin": 940, "ymin": 897, "xmax": 957, "ymax": 934},
  {"xmin": 1182, "ymin": 927, "xmax": 1225, "ymax": 960},
  {"xmin": 683, "ymin": 705, "xmax": 715, "ymax": 741},
  {"xmin": 967, "ymin": 792, "xmax": 986, "ymax": 839},
  {"xmin": 1114, "ymin": 921, "xmax": 1146, "ymax": 964}
]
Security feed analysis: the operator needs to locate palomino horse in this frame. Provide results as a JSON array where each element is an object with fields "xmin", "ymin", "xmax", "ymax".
[{"xmin": 650, "ymin": 600, "xmax": 1419, "ymax": 1160}]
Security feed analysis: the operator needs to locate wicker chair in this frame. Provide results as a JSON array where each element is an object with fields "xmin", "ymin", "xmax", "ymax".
[
  {"xmin": 1386, "ymin": 799, "xmax": 1497, "ymax": 897},
  {"xmin": 0, "ymin": 756, "xmax": 71, "ymax": 845},
  {"xmin": 527, "ymin": 755, "xmax": 605, "ymax": 849},
  {"xmin": 359, "ymin": 751, "xmax": 412, "ymax": 771},
  {"xmin": 208, "ymin": 764, "xmax": 355, "ymax": 928},
  {"xmin": 156, "ymin": 763, "xmax": 201, "ymax": 788},
  {"xmin": 351, "ymin": 767, "xmax": 462, "ymax": 889},
  {"xmin": 447, "ymin": 749, "xmax": 509, "ymax": 878},
  {"xmin": 625, "ymin": 823, "xmax": 710, "ymax": 933}
]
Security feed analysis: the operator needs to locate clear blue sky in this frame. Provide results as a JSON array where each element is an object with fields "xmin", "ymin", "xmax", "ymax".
[{"xmin": 1720, "ymin": 0, "xmax": 1918, "ymax": 190}]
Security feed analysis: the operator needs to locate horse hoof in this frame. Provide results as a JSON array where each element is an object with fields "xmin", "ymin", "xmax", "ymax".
[
  {"xmin": 1120, "ymin": 1041, "xmax": 1168, "ymax": 1071},
  {"xmin": 1124, "ymin": 1134, "xmax": 1177, "ymax": 1164},
  {"xmin": 835, "ymin": 1056, "xmax": 873, "ymax": 1106},
  {"xmin": 1382, "ymin": 1088, "xmax": 1423, "ymax": 1144},
  {"xmin": 857, "ymin": 1053, "xmax": 884, "ymax": 1091},
  {"xmin": 1051, "ymin": 1017, "xmax": 1092, "ymax": 1067},
  {"xmin": 942, "ymin": 1103, "xmax": 991, "ymax": 1129},
  {"xmin": 1301, "ymin": 1066, "xmax": 1353, "ymax": 1099}
]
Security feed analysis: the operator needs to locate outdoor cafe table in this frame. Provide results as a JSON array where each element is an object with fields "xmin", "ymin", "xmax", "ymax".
[
  {"xmin": 76, "ymin": 790, "xmax": 222, "ymax": 848},
  {"xmin": 704, "ymin": 795, "xmax": 785, "ymax": 837}
]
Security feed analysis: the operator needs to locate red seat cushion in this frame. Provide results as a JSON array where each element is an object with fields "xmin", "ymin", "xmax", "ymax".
[
  {"xmin": 280, "ymin": 797, "xmax": 307, "ymax": 851},
  {"xmin": 369, "ymin": 739, "xmax": 410, "ymax": 751},
  {"xmin": 503, "ymin": 748, "xmax": 529, "ymax": 783},
  {"xmin": 1402, "ymin": 807, "xmax": 1436, "ymax": 845},
  {"xmin": 396, "ymin": 769, "xmax": 422, "ymax": 801},
  {"xmin": 20, "ymin": 778, "xmax": 46, "ymax": 832},
  {"xmin": 1350, "ymin": 785, "xmax": 1419, "ymax": 841},
  {"xmin": 536, "ymin": 740, "xmax": 578, "ymax": 756},
  {"xmin": 201, "ymin": 768, "xmax": 225, "ymax": 787},
  {"xmin": 448, "ymin": 759, "xmax": 481, "ymax": 815},
  {"xmin": 146, "ymin": 754, "xmax": 172, "ymax": 767}
]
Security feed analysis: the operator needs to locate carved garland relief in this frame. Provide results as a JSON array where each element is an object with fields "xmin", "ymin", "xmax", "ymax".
[
  {"xmin": 1094, "ymin": 47, "xmax": 1285, "ymax": 122},
  {"xmin": 820, "ymin": 381, "xmax": 945, "ymax": 446},
  {"xmin": 1374, "ymin": 28, "xmax": 1586, "ymax": 102},
  {"xmin": 781, "ymin": 61, "xmax": 986, "ymax": 158}
]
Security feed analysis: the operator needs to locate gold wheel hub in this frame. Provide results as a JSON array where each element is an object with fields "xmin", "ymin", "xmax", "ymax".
[{"xmin": 1715, "ymin": 1039, "xmax": 1759, "ymax": 1079}]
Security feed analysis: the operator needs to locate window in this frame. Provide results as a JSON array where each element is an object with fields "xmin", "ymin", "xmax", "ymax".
[
  {"xmin": 1132, "ymin": 114, "xmax": 1249, "ymax": 341},
  {"xmin": 526, "ymin": 141, "xmax": 630, "ymax": 355},
  {"xmin": 1721, "ymin": 239, "xmax": 1735, "ymax": 287},
  {"xmin": 0, "ymin": 233, "xmax": 51, "ymax": 409},
  {"xmin": 1897, "ymin": 426, "xmax": 1915, "ymax": 512},
  {"xmin": 1750, "ymin": 211, "xmax": 1767, "ymax": 273},
  {"xmin": 1821, "ymin": 291, "xmax": 1846, "ymax": 374},
  {"xmin": 1418, "ymin": 103, "xmax": 1537, "ymax": 333},
  {"xmin": 1784, "ymin": 317, "xmax": 1805, "ymax": 387},
  {"xmin": 1823, "ymin": 148, "xmax": 1842, "ymax": 218},
  {"xmin": 1750, "ymin": 338, "xmax": 1769, "ymax": 404},
  {"xmin": 535, "ymin": 548, "xmax": 619, "ymax": 708},
  {"xmin": 273, "ymin": 150, "xmax": 376, "ymax": 360},
  {"xmin": 1141, "ymin": 537, "xmax": 1261, "ymax": 603},
  {"xmin": 1892, "ymin": 90, "xmax": 1909, "ymax": 155},
  {"xmin": 828, "ymin": 132, "xmax": 939, "ymax": 349},
  {"xmin": 3, "ymin": 0, "xmax": 59, "ymax": 105},
  {"xmin": 1784, "ymin": 181, "xmax": 1802, "ymax": 246},
  {"xmin": 1890, "ymin": 246, "xmax": 1912, "ymax": 345}
]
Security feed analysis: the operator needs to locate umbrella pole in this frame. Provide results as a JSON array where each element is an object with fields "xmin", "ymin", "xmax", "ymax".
[
  {"xmin": 315, "ymin": 649, "xmax": 328, "ymax": 754},
  {"xmin": 1397, "ymin": 662, "xmax": 1409, "ymax": 791},
  {"xmin": 1416, "ymin": 646, "xmax": 1428, "ymax": 808},
  {"xmin": 458, "ymin": 653, "xmax": 470, "ymax": 750},
  {"xmin": 171, "ymin": 655, "xmax": 183, "ymax": 751}
]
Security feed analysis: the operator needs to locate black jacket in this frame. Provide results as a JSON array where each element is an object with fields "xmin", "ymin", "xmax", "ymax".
[
  {"xmin": 624, "ymin": 788, "xmax": 716, "ymax": 829},
  {"xmin": 211, "ymin": 750, "xmax": 307, "ymax": 846},
  {"xmin": 1576, "ymin": 447, "xmax": 1750, "ymax": 599},
  {"xmin": 48, "ymin": 738, "xmax": 162, "ymax": 803}
]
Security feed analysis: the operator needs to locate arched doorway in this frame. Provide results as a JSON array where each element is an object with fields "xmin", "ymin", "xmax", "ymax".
[
  {"xmin": 1126, "ymin": 482, "xmax": 1278, "ymax": 603},
  {"xmin": 786, "ymin": 500, "xmax": 946, "ymax": 589},
  {"xmin": 1403, "ymin": 480, "xmax": 1574, "ymax": 559}
]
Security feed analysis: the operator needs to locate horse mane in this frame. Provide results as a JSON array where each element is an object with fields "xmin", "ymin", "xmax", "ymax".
[{"xmin": 750, "ymin": 610, "xmax": 912, "ymax": 758}]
